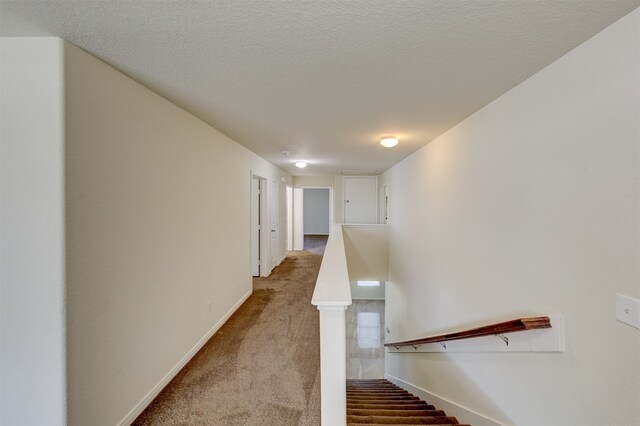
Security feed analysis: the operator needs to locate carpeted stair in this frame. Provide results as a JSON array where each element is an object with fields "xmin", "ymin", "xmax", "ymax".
[{"xmin": 347, "ymin": 379, "xmax": 469, "ymax": 425}]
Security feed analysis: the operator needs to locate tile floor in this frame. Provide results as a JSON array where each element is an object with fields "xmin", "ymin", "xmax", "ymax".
[{"xmin": 346, "ymin": 299, "xmax": 385, "ymax": 379}]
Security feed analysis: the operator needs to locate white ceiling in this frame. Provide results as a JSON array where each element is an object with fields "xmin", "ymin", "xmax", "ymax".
[{"xmin": 2, "ymin": 1, "xmax": 638, "ymax": 175}]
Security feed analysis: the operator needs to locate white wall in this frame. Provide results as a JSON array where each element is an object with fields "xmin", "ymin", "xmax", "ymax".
[
  {"xmin": 381, "ymin": 9, "xmax": 640, "ymax": 425},
  {"xmin": 0, "ymin": 38, "xmax": 67, "ymax": 425},
  {"xmin": 342, "ymin": 225, "xmax": 389, "ymax": 282},
  {"xmin": 334, "ymin": 176, "xmax": 344, "ymax": 223},
  {"xmin": 303, "ymin": 188, "xmax": 330, "ymax": 234},
  {"xmin": 350, "ymin": 281, "xmax": 385, "ymax": 300},
  {"xmin": 292, "ymin": 175, "xmax": 334, "ymax": 188},
  {"xmin": 0, "ymin": 39, "xmax": 295, "ymax": 425},
  {"xmin": 63, "ymin": 41, "xmax": 291, "ymax": 425}
]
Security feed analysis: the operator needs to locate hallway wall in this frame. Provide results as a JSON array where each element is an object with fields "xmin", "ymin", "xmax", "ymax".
[
  {"xmin": 63, "ymin": 41, "xmax": 291, "ymax": 425},
  {"xmin": 381, "ymin": 9, "xmax": 639, "ymax": 425},
  {"xmin": 0, "ymin": 38, "xmax": 292, "ymax": 425}
]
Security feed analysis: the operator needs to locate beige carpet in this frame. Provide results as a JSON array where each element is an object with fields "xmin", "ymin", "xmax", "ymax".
[{"xmin": 134, "ymin": 250, "xmax": 322, "ymax": 425}]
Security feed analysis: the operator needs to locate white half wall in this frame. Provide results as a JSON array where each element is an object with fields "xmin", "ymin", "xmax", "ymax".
[
  {"xmin": 62, "ymin": 41, "xmax": 290, "ymax": 425},
  {"xmin": 1, "ymin": 37, "xmax": 67, "ymax": 426},
  {"xmin": 381, "ymin": 9, "xmax": 640, "ymax": 425},
  {"xmin": 342, "ymin": 225, "xmax": 389, "ymax": 282}
]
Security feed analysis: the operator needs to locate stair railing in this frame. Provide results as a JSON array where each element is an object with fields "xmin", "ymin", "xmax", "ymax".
[
  {"xmin": 385, "ymin": 316, "xmax": 551, "ymax": 350},
  {"xmin": 311, "ymin": 224, "xmax": 352, "ymax": 426}
]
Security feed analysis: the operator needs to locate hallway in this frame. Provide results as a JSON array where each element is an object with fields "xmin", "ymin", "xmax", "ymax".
[{"xmin": 133, "ymin": 249, "xmax": 323, "ymax": 425}]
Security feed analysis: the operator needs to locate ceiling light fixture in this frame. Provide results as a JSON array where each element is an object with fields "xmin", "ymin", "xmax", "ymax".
[
  {"xmin": 380, "ymin": 137, "xmax": 399, "ymax": 148},
  {"xmin": 295, "ymin": 161, "xmax": 308, "ymax": 168}
]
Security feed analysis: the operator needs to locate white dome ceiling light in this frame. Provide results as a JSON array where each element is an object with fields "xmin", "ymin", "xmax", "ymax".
[
  {"xmin": 295, "ymin": 161, "xmax": 308, "ymax": 168},
  {"xmin": 380, "ymin": 137, "xmax": 399, "ymax": 148}
]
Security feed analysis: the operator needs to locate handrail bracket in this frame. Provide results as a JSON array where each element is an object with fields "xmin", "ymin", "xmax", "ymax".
[{"xmin": 497, "ymin": 333, "xmax": 509, "ymax": 346}]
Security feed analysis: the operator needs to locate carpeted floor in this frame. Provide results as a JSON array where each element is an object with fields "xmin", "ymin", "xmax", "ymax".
[
  {"xmin": 303, "ymin": 235, "xmax": 328, "ymax": 256},
  {"xmin": 133, "ymin": 250, "xmax": 323, "ymax": 425}
]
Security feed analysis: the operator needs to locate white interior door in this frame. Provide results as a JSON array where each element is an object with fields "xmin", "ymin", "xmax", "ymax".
[
  {"xmin": 250, "ymin": 178, "xmax": 261, "ymax": 276},
  {"xmin": 344, "ymin": 176, "xmax": 378, "ymax": 223},
  {"xmin": 269, "ymin": 180, "xmax": 279, "ymax": 270}
]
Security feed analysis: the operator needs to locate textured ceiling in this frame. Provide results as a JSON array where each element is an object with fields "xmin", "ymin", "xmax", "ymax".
[{"xmin": 2, "ymin": 1, "xmax": 638, "ymax": 175}]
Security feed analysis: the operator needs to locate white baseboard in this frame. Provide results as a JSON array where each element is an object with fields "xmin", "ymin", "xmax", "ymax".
[
  {"xmin": 385, "ymin": 374, "xmax": 502, "ymax": 426},
  {"xmin": 118, "ymin": 290, "xmax": 252, "ymax": 426}
]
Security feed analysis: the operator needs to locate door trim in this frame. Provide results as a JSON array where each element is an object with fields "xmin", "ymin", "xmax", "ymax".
[{"xmin": 250, "ymin": 172, "xmax": 270, "ymax": 277}]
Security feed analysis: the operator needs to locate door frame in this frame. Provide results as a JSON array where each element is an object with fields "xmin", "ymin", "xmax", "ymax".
[
  {"xmin": 380, "ymin": 183, "xmax": 390, "ymax": 225},
  {"xmin": 250, "ymin": 172, "xmax": 270, "ymax": 277},
  {"xmin": 293, "ymin": 186, "xmax": 334, "ymax": 249},
  {"xmin": 250, "ymin": 176, "xmax": 261, "ymax": 277},
  {"xmin": 269, "ymin": 179, "xmax": 279, "ymax": 273},
  {"xmin": 286, "ymin": 185, "xmax": 293, "ymax": 251}
]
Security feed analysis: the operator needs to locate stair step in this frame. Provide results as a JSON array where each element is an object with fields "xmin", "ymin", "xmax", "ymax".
[
  {"xmin": 348, "ymin": 392, "xmax": 409, "ymax": 396},
  {"xmin": 348, "ymin": 388, "xmax": 402, "ymax": 392},
  {"xmin": 347, "ymin": 391, "xmax": 411, "ymax": 396},
  {"xmin": 348, "ymin": 403, "xmax": 436, "ymax": 411},
  {"xmin": 348, "ymin": 385, "xmax": 402, "ymax": 389},
  {"xmin": 347, "ymin": 415, "xmax": 459, "ymax": 424},
  {"xmin": 348, "ymin": 382, "xmax": 399, "ymax": 385},
  {"xmin": 346, "ymin": 379, "xmax": 461, "ymax": 425},
  {"xmin": 348, "ymin": 396, "xmax": 421, "ymax": 401},
  {"xmin": 348, "ymin": 409, "xmax": 446, "ymax": 417},
  {"xmin": 347, "ymin": 384, "xmax": 396, "ymax": 388},
  {"xmin": 348, "ymin": 394, "xmax": 413, "ymax": 399},
  {"xmin": 347, "ymin": 400, "xmax": 425, "ymax": 406}
]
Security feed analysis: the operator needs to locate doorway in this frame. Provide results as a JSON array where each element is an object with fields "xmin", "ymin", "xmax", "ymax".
[
  {"xmin": 292, "ymin": 186, "xmax": 334, "ymax": 251},
  {"xmin": 303, "ymin": 187, "xmax": 332, "ymax": 254}
]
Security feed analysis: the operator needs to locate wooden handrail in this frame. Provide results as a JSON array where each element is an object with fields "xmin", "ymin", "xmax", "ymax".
[{"xmin": 384, "ymin": 316, "xmax": 551, "ymax": 348}]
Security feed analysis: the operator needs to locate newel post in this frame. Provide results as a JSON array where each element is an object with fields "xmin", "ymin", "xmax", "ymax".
[
  {"xmin": 312, "ymin": 224, "xmax": 351, "ymax": 425},
  {"xmin": 317, "ymin": 305, "xmax": 347, "ymax": 426}
]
